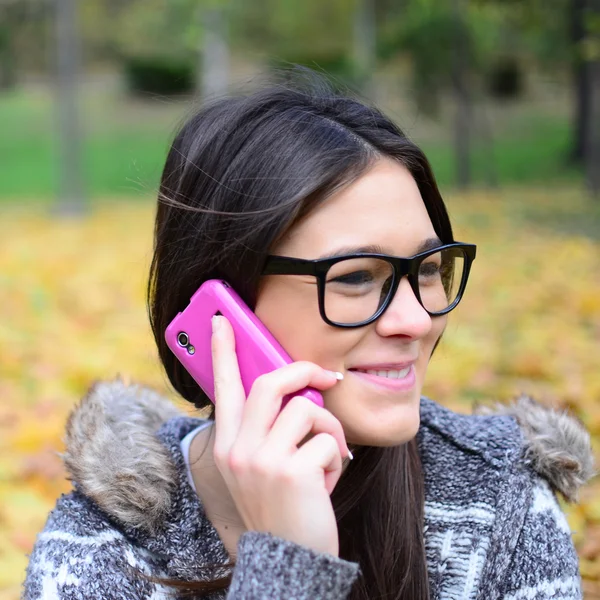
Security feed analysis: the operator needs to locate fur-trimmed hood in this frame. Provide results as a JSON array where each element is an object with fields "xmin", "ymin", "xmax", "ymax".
[
  {"xmin": 474, "ymin": 395, "xmax": 596, "ymax": 503},
  {"xmin": 62, "ymin": 379, "xmax": 596, "ymax": 535}
]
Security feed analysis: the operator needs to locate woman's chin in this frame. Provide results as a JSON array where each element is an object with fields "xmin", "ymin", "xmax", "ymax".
[{"xmin": 344, "ymin": 404, "xmax": 421, "ymax": 447}]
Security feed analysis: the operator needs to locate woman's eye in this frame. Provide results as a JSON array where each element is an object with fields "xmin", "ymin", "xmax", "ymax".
[
  {"xmin": 328, "ymin": 270, "xmax": 373, "ymax": 285},
  {"xmin": 419, "ymin": 262, "xmax": 441, "ymax": 278}
]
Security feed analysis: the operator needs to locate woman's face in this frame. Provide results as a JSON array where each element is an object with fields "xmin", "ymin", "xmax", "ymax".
[{"xmin": 254, "ymin": 157, "xmax": 447, "ymax": 447}]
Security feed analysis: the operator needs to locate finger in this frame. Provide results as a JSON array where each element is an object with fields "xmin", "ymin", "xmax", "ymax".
[
  {"xmin": 292, "ymin": 433, "xmax": 343, "ymax": 496},
  {"xmin": 261, "ymin": 395, "xmax": 350, "ymax": 460},
  {"xmin": 211, "ymin": 315, "xmax": 246, "ymax": 456},
  {"xmin": 238, "ymin": 362, "xmax": 342, "ymax": 446}
]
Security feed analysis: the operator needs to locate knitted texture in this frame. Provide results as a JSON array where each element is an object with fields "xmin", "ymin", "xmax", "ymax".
[
  {"xmin": 22, "ymin": 380, "xmax": 594, "ymax": 599},
  {"xmin": 418, "ymin": 399, "xmax": 585, "ymax": 600}
]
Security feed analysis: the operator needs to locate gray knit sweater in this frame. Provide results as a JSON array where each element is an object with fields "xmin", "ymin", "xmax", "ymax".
[{"xmin": 22, "ymin": 380, "xmax": 595, "ymax": 600}]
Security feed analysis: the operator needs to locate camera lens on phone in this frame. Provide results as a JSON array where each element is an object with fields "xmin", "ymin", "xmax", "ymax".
[{"xmin": 177, "ymin": 332, "xmax": 189, "ymax": 347}]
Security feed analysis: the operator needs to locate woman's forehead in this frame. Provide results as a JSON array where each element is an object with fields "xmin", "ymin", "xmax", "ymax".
[{"xmin": 277, "ymin": 159, "xmax": 438, "ymax": 258}]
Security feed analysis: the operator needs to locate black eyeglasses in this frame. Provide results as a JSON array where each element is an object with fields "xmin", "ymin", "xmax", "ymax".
[{"xmin": 262, "ymin": 242, "xmax": 476, "ymax": 328}]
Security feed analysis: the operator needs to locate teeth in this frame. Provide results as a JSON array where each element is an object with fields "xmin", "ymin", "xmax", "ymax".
[{"xmin": 356, "ymin": 367, "xmax": 411, "ymax": 379}]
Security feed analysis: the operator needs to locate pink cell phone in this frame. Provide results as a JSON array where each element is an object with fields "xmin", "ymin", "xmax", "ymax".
[{"xmin": 165, "ymin": 279, "xmax": 324, "ymax": 410}]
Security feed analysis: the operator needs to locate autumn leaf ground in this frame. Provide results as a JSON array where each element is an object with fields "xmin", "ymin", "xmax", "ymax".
[{"xmin": 1, "ymin": 188, "xmax": 599, "ymax": 599}]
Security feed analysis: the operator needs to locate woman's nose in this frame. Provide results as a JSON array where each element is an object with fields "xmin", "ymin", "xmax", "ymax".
[{"xmin": 374, "ymin": 276, "xmax": 432, "ymax": 339}]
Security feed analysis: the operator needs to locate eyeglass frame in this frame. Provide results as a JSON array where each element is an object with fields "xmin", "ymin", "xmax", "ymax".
[{"xmin": 261, "ymin": 242, "xmax": 477, "ymax": 329}]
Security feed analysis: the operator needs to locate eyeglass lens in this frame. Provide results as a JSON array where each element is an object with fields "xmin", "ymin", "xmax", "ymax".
[{"xmin": 323, "ymin": 248, "xmax": 466, "ymax": 324}]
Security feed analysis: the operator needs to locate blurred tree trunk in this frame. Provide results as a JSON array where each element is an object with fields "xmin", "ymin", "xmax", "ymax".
[
  {"xmin": 55, "ymin": 0, "xmax": 86, "ymax": 214},
  {"xmin": 0, "ymin": 30, "xmax": 17, "ymax": 90},
  {"xmin": 198, "ymin": 5, "xmax": 229, "ymax": 101},
  {"xmin": 477, "ymin": 101, "xmax": 498, "ymax": 189},
  {"xmin": 452, "ymin": 0, "xmax": 471, "ymax": 189},
  {"xmin": 586, "ymin": 0, "xmax": 599, "ymax": 196},
  {"xmin": 353, "ymin": 0, "xmax": 376, "ymax": 97},
  {"xmin": 0, "ymin": 3, "xmax": 19, "ymax": 90},
  {"xmin": 570, "ymin": 0, "xmax": 591, "ymax": 164}
]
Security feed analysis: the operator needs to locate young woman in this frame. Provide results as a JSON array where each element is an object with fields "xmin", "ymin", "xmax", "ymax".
[{"xmin": 24, "ymin": 71, "xmax": 594, "ymax": 600}]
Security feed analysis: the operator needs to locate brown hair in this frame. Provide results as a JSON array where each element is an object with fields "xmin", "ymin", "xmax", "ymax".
[{"xmin": 146, "ymin": 69, "xmax": 455, "ymax": 599}]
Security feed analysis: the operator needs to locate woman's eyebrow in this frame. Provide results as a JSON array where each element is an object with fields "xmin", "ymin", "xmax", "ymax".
[
  {"xmin": 416, "ymin": 237, "xmax": 444, "ymax": 253},
  {"xmin": 317, "ymin": 237, "xmax": 443, "ymax": 260}
]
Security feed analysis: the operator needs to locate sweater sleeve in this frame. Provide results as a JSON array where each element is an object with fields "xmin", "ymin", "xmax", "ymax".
[
  {"xmin": 22, "ymin": 494, "xmax": 171, "ymax": 600},
  {"xmin": 227, "ymin": 531, "xmax": 361, "ymax": 600},
  {"xmin": 499, "ymin": 477, "xmax": 583, "ymax": 600}
]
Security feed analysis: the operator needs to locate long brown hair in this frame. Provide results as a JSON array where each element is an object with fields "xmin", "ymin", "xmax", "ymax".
[{"xmin": 146, "ymin": 69, "xmax": 454, "ymax": 599}]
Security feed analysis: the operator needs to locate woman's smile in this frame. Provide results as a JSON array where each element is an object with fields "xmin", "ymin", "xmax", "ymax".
[{"xmin": 347, "ymin": 364, "xmax": 416, "ymax": 392}]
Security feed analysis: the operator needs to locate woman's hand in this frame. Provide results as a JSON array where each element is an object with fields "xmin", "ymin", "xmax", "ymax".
[{"xmin": 210, "ymin": 315, "xmax": 350, "ymax": 558}]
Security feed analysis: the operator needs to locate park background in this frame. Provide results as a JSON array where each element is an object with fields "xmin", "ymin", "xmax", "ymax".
[{"xmin": 0, "ymin": 0, "xmax": 599, "ymax": 598}]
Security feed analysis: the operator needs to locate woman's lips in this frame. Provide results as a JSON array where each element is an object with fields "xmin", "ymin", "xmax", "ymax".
[
  {"xmin": 348, "ymin": 361, "xmax": 416, "ymax": 371},
  {"xmin": 348, "ymin": 364, "xmax": 416, "ymax": 392}
]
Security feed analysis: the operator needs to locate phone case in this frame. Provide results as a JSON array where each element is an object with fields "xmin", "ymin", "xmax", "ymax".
[{"xmin": 165, "ymin": 279, "xmax": 324, "ymax": 410}]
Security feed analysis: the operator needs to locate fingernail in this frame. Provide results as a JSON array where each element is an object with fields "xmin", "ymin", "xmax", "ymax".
[
  {"xmin": 347, "ymin": 449, "xmax": 354, "ymax": 460},
  {"xmin": 212, "ymin": 315, "xmax": 221, "ymax": 333},
  {"xmin": 326, "ymin": 370, "xmax": 344, "ymax": 381}
]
